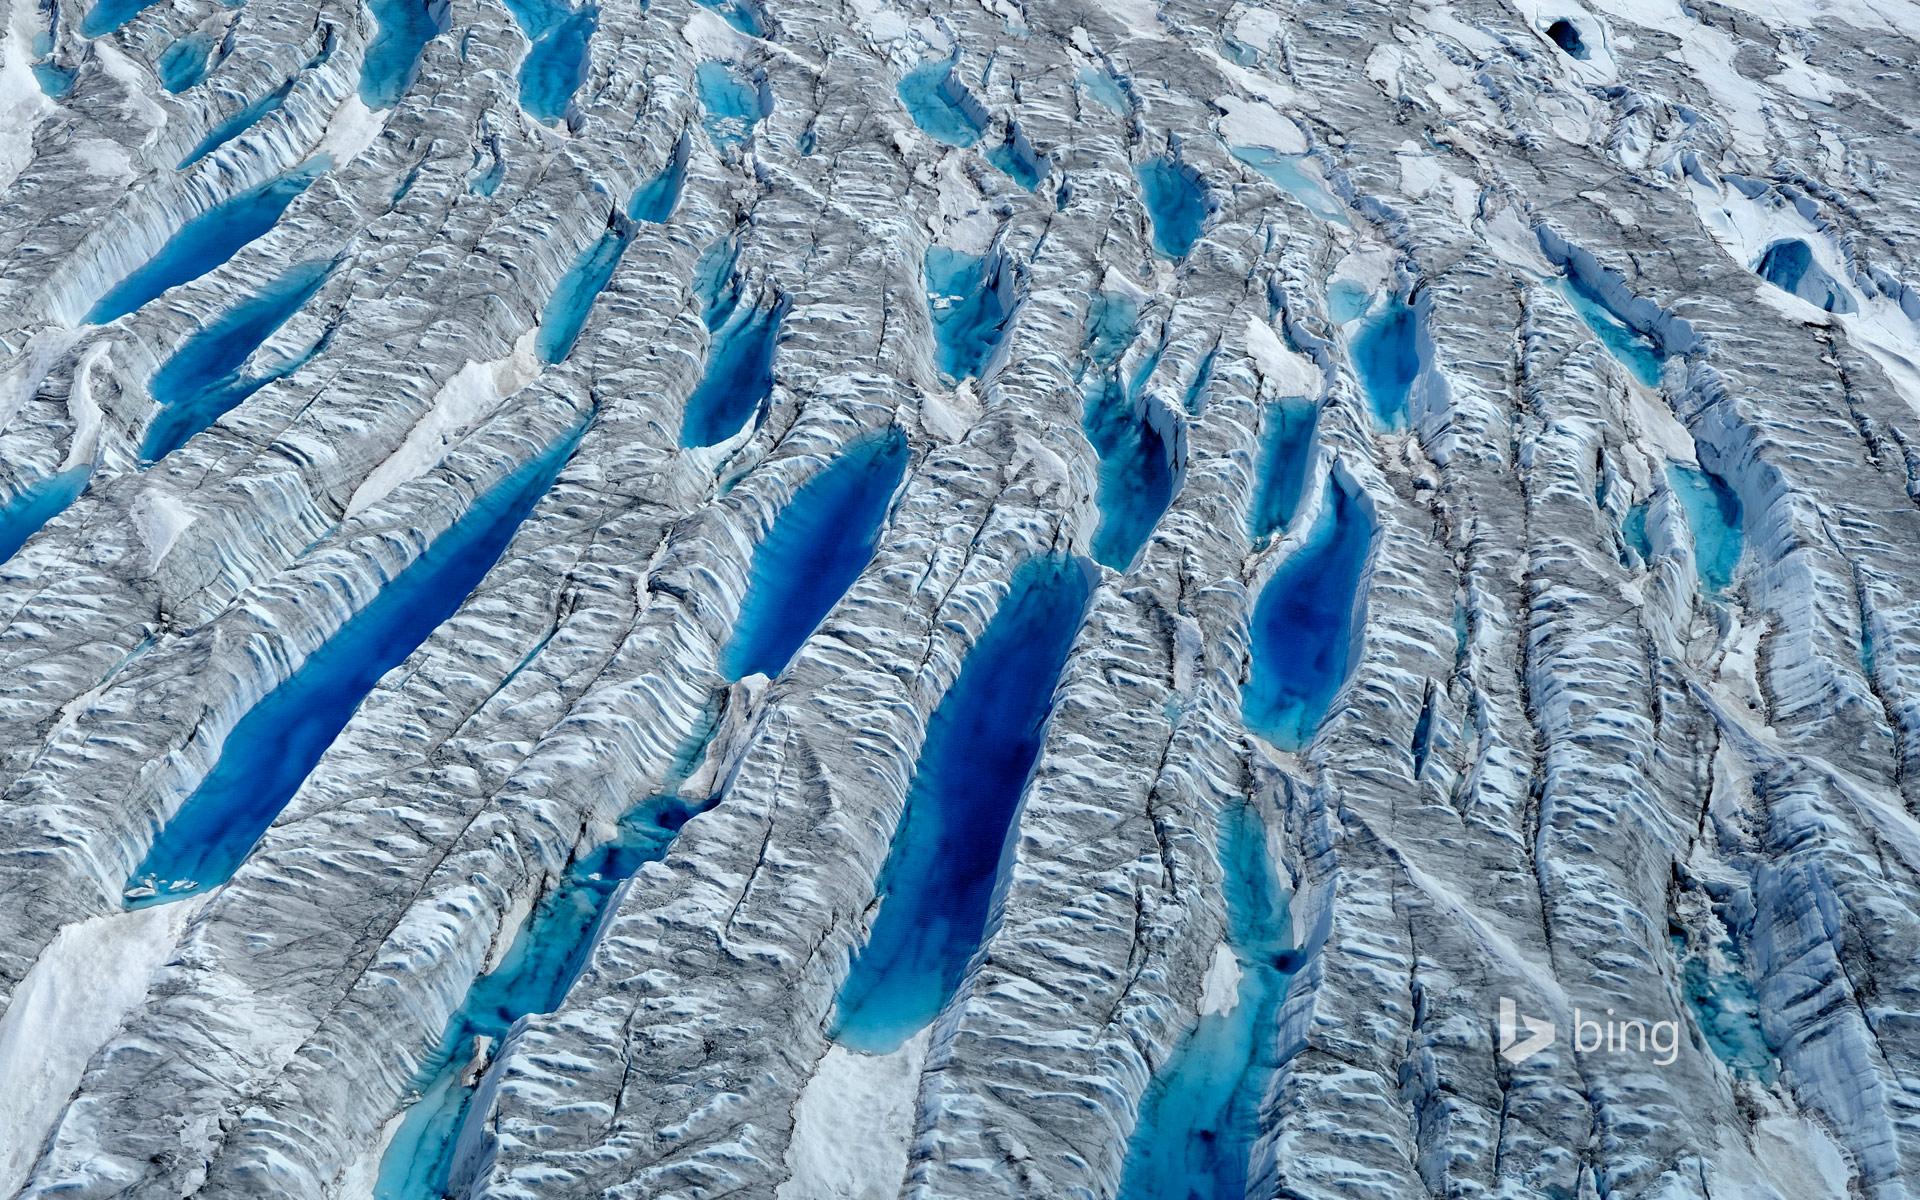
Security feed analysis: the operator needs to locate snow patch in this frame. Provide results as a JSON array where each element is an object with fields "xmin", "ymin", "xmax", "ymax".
[
  {"xmin": 1197, "ymin": 942, "xmax": 1242, "ymax": 1017},
  {"xmin": 62, "ymin": 342, "xmax": 110, "ymax": 472},
  {"xmin": 776, "ymin": 1028, "xmax": 930, "ymax": 1200},
  {"xmin": 1243, "ymin": 316, "xmax": 1318, "ymax": 396},
  {"xmin": 1214, "ymin": 96, "xmax": 1304, "ymax": 154},
  {"xmin": 313, "ymin": 97, "xmax": 388, "ymax": 168}
]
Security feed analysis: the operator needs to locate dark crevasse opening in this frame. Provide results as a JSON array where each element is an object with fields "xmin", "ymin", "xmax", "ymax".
[
  {"xmin": 1079, "ymin": 292, "xmax": 1179, "ymax": 573},
  {"xmin": 1242, "ymin": 473, "xmax": 1372, "ymax": 752},
  {"xmin": 361, "ymin": 0, "xmax": 445, "ymax": 110},
  {"xmin": 1559, "ymin": 277, "xmax": 1663, "ymax": 388},
  {"xmin": 536, "ymin": 144, "xmax": 687, "ymax": 365},
  {"xmin": 1248, "ymin": 396, "xmax": 1317, "ymax": 544},
  {"xmin": 897, "ymin": 60, "xmax": 985, "ymax": 147},
  {"xmin": 179, "ymin": 79, "xmax": 294, "ymax": 168},
  {"xmin": 80, "ymin": 0, "xmax": 159, "ymax": 36},
  {"xmin": 1755, "ymin": 239, "xmax": 1856, "ymax": 314},
  {"xmin": 696, "ymin": 61, "xmax": 760, "ymax": 150},
  {"xmin": 0, "ymin": 468, "xmax": 91, "ymax": 566},
  {"xmin": 692, "ymin": 0, "xmax": 763, "ymax": 36},
  {"xmin": 680, "ymin": 293, "xmax": 787, "ymax": 449},
  {"xmin": 1546, "ymin": 18, "xmax": 1588, "ymax": 59},
  {"xmin": 1117, "ymin": 798, "xmax": 1298, "ymax": 1200},
  {"xmin": 832, "ymin": 554, "xmax": 1095, "ymax": 1054},
  {"xmin": 720, "ymin": 431, "xmax": 909, "ymax": 681},
  {"xmin": 1137, "ymin": 157, "xmax": 1207, "ymax": 260},
  {"xmin": 142, "ymin": 258, "xmax": 332, "ymax": 462},
  {"xmin": 502, "ymin": 0, "xmax": 596, "ymax": 125},
  {"xmin": 124, "ymin": 421, "xmax": 588, "ymax": 908},
  {"xmin": 925, "ymin": 246, "xmax": 1014, "ymax": 382},
  {"xmin": 985, "ymin": 124, "xmax": 1042, "ymax": 190},
  {"xmin": 87, "ymin": 162, "xmax": 323, "ymax": 326},
  {"xmin": 374, "ymin": 792, "xmax": 703, "ymax": 1200},
  {"xmin": 1666, "ymin": 463, "xmax": 1743, "ymax": 596},
  {"xmin": 158, "ymin": 33, "xmax": 214, "ymax": 92},
  {"xmin": 1350, "ymin": 295, "xmax": 1419, "ymax": 431}
]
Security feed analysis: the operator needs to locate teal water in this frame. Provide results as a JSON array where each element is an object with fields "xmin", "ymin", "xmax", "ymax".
[
  {"xmin": 1137, "ymin": 158, "xmax": 1206, "ymax": 259},
  {"xmin": 32, "ymin": 59, "xmax": 74, "ymax": 99},
  {"xmin": 374, "ymin": 795, "xmax": 700, "ymax": 1200},
  {"xmin": 158, "ymin": 33, "xmax": 214, "ymax": 92},
  {"xmin": 720, "ymin": 431, "xmax": 908, "ymax": 681},
  {"xmin": 361, "ymin": 0, "xmax": 442, "ymax": 109},
  {"xmin": 535, "ymin": 148, "xmax": 685, "ymax": 364},
  {"xmin": 1673, "ymin": 934, "xmax": 1775, "ymax": 1081},
  {"xmin": 985, "ymin": 128, "xmax": 1043, "ymax": 190},
  {"xmin": 832, "ymin": 555, "xmax": 1095, "ymax": 1053},
  {"xmin": 1351, "ymin": 296, "xmax": 1418, "ymax": 431},
  {"xmin": 925, "ymin": 246, "xmax": 1014, "ymax": 381},
  {"xmin": 1079, "ymin": 291, "xmax": 1178, "ymax": 572},
  {"xmin": 87, "ymin": 164, "xmax": 322, "ymax": 325},
  {"xmin": 1326, "ymin": 279, "xmax": 1370, "ymax": 324},
  {"xmin": 696, "ymin": 61, "xmax": 760, "ymax": 150},
  {"xmin": 1117, "ymin": 800, "xmax": 1297, "ymax": 1200},
  {"xmin": 1229, "ymin": 147, "xmax": 1347, "ymax": 226},
  {"xmin": 1558, "ymin": 277, "xmax": 1663, "ymax": 387},
  {"xmin": 1666, "ymin": 464, "xmax": 1742, "ymax": 596},
  {"xmin": 81, "ymin": 0, "xmax": 159, "ymax": 36},
  {"xmin": 1077, "ymin": 66, "xmax": 1127, "ymax": 113},
  {"xmin": 0, "ymin": 468, "xmax": 91, "ymax": 565},
  {"xmin": 1622, "ymin": 501, "xmax": 1651, "ymax": 562},
  {"xmin": 1242, "ymin": 474, "xmax": 1372, "ymax": 751},
  {"xmin": 680, "ymin": 293, "xmax": 786, "ymax": 448},
  {"xmin": 179, "ymin": 80, "xmax": 294, "ymax": 168},
  {"xmin": 143, "ymin": 259, "xmax": 332, "ymax": 461},
  {"xmin": 1248, "ymin": 397, "xmax": 1317, "ymax": 543},
  {"xmin": 124, "ymin": 423, "xmax": 587, "ymax": 907},
  {"xmin": 898, "ymin": 61, "xmax": 984, "ymax": 147},
  {"xmin": 500, "ymin": 0, "xmax": 595, "ymax": 123},
  {"xmin": 692, "ymin": 0, "xmax": 762, "ymax": 34}
]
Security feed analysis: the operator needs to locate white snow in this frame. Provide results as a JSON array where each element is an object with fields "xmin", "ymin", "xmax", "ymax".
[
  {"xmin": 1243, "ymin": 316, "xmax": 1318, "ymax": 397},
  {"xmin": 0, "ymin": 4, "xmax": 53, "ymax": 194},
  {"xmin": 1214, "ymin": 96, "xmax": 1305, "ymax": 154},
  {"xmin": 62, "ymin": 342, "xmax": 110, "ymax": 472},
  {"xmin": 134, "ymin": 487, "xmax": 198, "ymax": 572},
  {"xmin": 775, "ymin": 1028, "xmax": 930, "ymax": 1200},
  {"xmin": 1197, "ymin": 942, "xmax": 1242, "ymax": 1017},
  {"xmin": 0, "ymin": 900, "xmax": 206, "ymax": 1196},
  {"xmin": 313, "ymin": 97, "xmax": 389, "ymax": 169},
  {"xmin": 346, "ymin": 332, "xmax": 542, "ymax": 517}
]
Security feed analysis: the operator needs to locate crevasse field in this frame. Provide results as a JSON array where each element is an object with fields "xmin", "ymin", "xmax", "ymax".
[{"xmin": 0, "ymin": 0, "xmax": 1915, "ymax": 1195}]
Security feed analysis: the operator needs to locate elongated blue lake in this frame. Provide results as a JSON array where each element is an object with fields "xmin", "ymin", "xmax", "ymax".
[
  {"xmin": 375, "ymin": 794, "xmax": 698, "ymax": 1200},
  {"xmin": 1248, "ymin": 397, "xmax": 1317, "ymax": 544},
  {"xmin": 720, "ymin": 431, "xmax": 908, "ymax": 681},
  {"xmin": 143, "ymin": 259, "xmax": 332, "ymax": 462},
  {"xmin": 80, "ymin": 0, "xmax": 158, "ymax": 36},
  {"xmin": 1078, "ymin": 66, "xmax": 1127, "ymax": 113},
  {"xmin": 925, "ymin": 247, "xmax": 1013, "ymax": 382},
  {"xmin": 1080, "ymin": 292, "xmax": 1177, "ymax": 572},
  {"xmin": 1558, "ymin": 277, "xmax": 1663, "ymax": 388},
  {"xmin": 898, "ymin": 61, "xmax": 984, "ymax": 147},
  {"xmin": 501, "ymin": 0, "xmax": 596, "ymax": 124},
  {"xmin": 180, "ymin": 82, "xmax": 293, "ymax": 168},
  {"xmin": 985, "ymin": 131, "xmax": 1042, "ymax": 191},
  {"xmin": 1118, "ymin": 799, "xmax": 1297, "ymax": 1200},
  {"xmin": 1350, "ymin": 296, "xmax": 1418, "ymax": 431},
  {"xmin": 1228, "ymin": 147, "xmax": 1346, "ymax": 226},
  {"xmin": 124, "ymin": 424, "xmax": 586, "ymax": 907},
  {"xmin": 361, "ymin": 0, "xmax": 441, "ymax": 109},
  {"xmin": 0, "ymin": 468, "xmax": 90, "ymax": 566},
  {"xmin": 158, "ymin": 33, "xmax": 214, "ymax": 92},
  {"xmin": 679, "ymin": 296, "xmax": 785, "ymax": 448},
  {"xmin": 536, "ymin": 149, "xmax": 685, "ymax": 364},
  {"xmin": 1666, "ymin": 464, "xmax": 1742, "ymax": 596},
  {"xmin": 692, "ymin": 0, "xmax": 762, "ymax": 34},
  {"xmin": 1673, "ymin": 933, "xmax": 1775, "ymax": 1082},
  {"xmin": 696, "ymin": 62, "xmax": 759, "ymax": 150},
  {"xmin": 1137, "ymin": 159, "xmax": 1206, "ymax": 260},
  {"xmin": 831, "ymin": 555, "xmax": 1094, "ymax": 1054},
  {"xmin": 1242, "ymin": 474, "xmax": 1372, "ymax": 751},
  {"xmin": 87, "ymin": 165, "xmax": 322, "ymax": 326}
]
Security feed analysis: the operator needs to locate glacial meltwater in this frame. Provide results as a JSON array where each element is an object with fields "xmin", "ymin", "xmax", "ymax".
[
  {"xmin": 925, "ymin": 246, "xmax": 1013, "ymax": 382},
  {"xmin": 831, "ymin": 555, "xmax": 1095, "ymax": 1054},
  {"xmin": 680, "ymin": 295, "xmax": 786, "ymax": 448},
  {"xmin": 1248, "ymin": 397, "xmax": 1317, "ymax": 544},
  {"xmin": 142, "ymin": 259, "xmax": 332, "ymax": 462},
  {"xmin": 1137, "ymin": 158, "xmax": 1206, "ymax": 259},
  {"xmin": 1558, "ymin": 277, "xmax": 1663, "ymax": 388},
  {"xmin": 124, "ymin": 424, "xmax": 586, "ymax": 907},
  {"xmin": 1674, "ymin": 934, "xmax": 1775, "ymax": 1081},
  {"xmin": 897, "ymin": 60, "xmax": 985, "ymax": 147},
  {"xmin": 1117, "ymin": 799, "xmax": 1297, "ymax": 1200},
  {"xmin": 1242, "ymin": 474, "xmax": 1372, "ymax": 752},
  {"xmin": 692, "ymin": 0, "xmax": 762, "ymax": 35},
  {"xmin": 501, "ymin": 0, "xmax": 596, "ymax": 124},
  {"xmin": 720, "ymin": 432, "xmax": 908, "ymax": 681},
  {"xmin": 374, "ymin": 795, "xmax": 699, "ymax": 1200},
  {"xmin": 1079, "ymin": 292, "xmax": 1178, "ymax": 572},
  {"xmin": 1078, "ymin": 66, "xmax": 1128, "ymax": 113},
  {"xmin": 985, "ymin": 128, "xmax": 1043, "ymax": 191},
  {"xmin": 0, "ymin": 468, "xmax": 91, "ymax": 566},
  {"xmin": 1350, "ymin": 295, "xmax": 1418, "ymax": 431},
  {"xmin": 80, "ymin": 0, "xmax": 158, "ymax": 36},
  {"xmin": 535, "ymin": 147, "xmax": 685, "ymax": 364},
  {"xmin": 1228, "ymin": 146, "xmax": 1347, "ymax": 226},
  {"xmin": 696, "ymin": 61, "xmax": 760, "ymax": 150},
  {"xmin": 1666, "ymin": 464, "xmax": 1743, "ymax": 596},
  {"xmin": 158, "ymin": 33, "xmax": 215, "ymax": 92},
  {"xmin": 180, "ymin": 81, "xmax": 293, "ymax": 168},
  {"xmin": 361, "ymin": 0, "xmax": 442, "ymax": 109},
  {"xmin": 86, "ymin": 165, "xmax": 323, "ymax": 326}
]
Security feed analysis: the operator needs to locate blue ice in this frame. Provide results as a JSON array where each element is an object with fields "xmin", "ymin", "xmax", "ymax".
[
  {"xmin": 692, "ymin": 0, "xmax": 763, "ymax": 34},
  {"xmin": 1117, "ymin": 799, "xmax": 1297, "ymax": 1200},
  {"xmin": 1558, "ymin": 277, "xmax": 1663, "ymax": 388},
  {"xmin": 1242, "ymin": 473, "xmax": 1372, "ymax": 751},
  {"xmin": 536, "ymin": 149, "xmax": 685, "ymax": 364},
  {"xmin": 1077, "ymin": 66, "xmax": 1127, "ymax": 113},
  {"xmin": 1137, "ymin": 158, "xmax": 1206, "ymax": 259},
  {"xmin": 720, "ymin": 431, "xmax": 908, "ymax": 681},
  {"xmin": 1755, "ymin": 239, "xmax": 1856, "ymax": 314},
  {"xmin": 0, "ymin": 468, "xmax": 90, "ymax": 566},
  {"xmin": 142, "ymin": 259, "xmax": 331, "ymax": 461},
  {"xmin": 123, "ymin": 424, "xmax": 585, "ymax": 907},
  {"xmin": 87, "ymin": 164, "xmax": 321, "ymax": 325},
  {"xmin": 897, "ymin": 60, "xmax": 985, "ymax": 147},
  {"xmin": 925, "ymin": 246, "xmax": 1013, "ymax": 381},
  {"xmin": 1666, "ymin": 464, "xmax": 1743, "ymax": 596},
  {"xmin": 831, "ymin": 555, "xmax": 1094, "ymax": 1053},
  {"xmin": 158, "ymin": 33, "xmax": 214, "ymax": 92}
]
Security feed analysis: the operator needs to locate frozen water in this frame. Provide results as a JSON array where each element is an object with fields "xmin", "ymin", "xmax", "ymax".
[
  {"xmin": 697, "ymin": 61, "xmax": 760, "ymax": 150},
  {"xmin": 1229, "ymin": 147, "xmax": 1347, "ymax": 226}
]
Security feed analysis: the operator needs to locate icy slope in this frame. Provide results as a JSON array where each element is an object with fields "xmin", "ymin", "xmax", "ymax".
[{"xmin": 0, "ymin": 0, "xmax": 1918, "ymax": 1195}]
